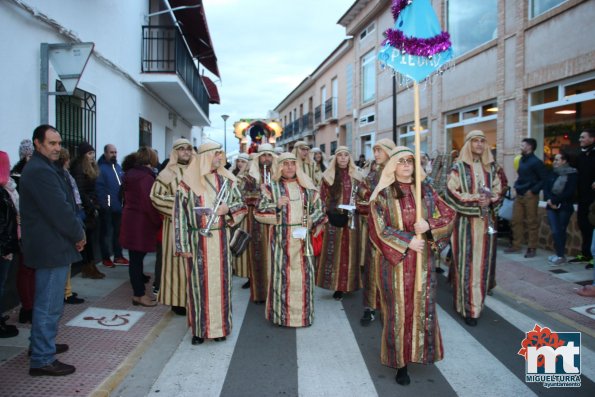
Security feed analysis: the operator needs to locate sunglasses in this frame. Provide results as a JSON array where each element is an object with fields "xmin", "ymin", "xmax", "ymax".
[{"xmin": 396, "ymin": 158, "xmax": 414, "ymax": 165}]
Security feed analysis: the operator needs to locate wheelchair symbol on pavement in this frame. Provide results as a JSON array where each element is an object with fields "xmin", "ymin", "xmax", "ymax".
[{"xmin": 83, "ymin": 313, "xmax": 131, "ymax": 327}]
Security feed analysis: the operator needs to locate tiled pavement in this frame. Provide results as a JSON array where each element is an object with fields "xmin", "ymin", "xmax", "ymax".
[{"xmin": 0, "ymin": 246, "xmax": 593, "ymax": 397}]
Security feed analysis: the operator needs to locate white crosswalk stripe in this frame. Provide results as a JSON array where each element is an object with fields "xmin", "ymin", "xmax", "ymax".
[
  {"xmin": 297, "ymin": 287, "xmax": 377, "ymax": 397},
  {"xmin": 148, "ymin": 277, "xmax": 251, "ymax": 396}
]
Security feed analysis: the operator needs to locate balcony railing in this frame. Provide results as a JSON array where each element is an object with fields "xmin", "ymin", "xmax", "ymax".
[
  {"xmin": 301, "ymin": 113, "xmax": 313, "ymax": 131},
  {"xmin": 314, "ymin": 105, "xmax": 322, "ymax": 125},
  {"xmin": 141, "ymin": 26, "xmax": 209, "ymax": 118},
  {"xmin": 325, "ymin": 97, "xmax": 338, "ymax": 121}
]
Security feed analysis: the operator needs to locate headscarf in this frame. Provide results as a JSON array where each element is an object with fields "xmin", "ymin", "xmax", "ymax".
[
  {"xmin": 235, "ymin": 153, "xmax": 251, "ymax": 177},
  {"xmin": 159, "ymin": 138, "xmax": 193, "ymax": 184},
  {"xmin": 274, "ymin": 152, "xmax": 316, "ymax": 190},
  {"xmin": 311, "ymin": 147, "xmax": 329, "ymax": 170},
  {"xmin": 274, "ymin": 146, "xmax": 285, "ymax": 155},
  {"xmin": 369, "ymin": 146, "xmax": 426, "ymax": 202},
  {"xmin": 182, "ymin": 142, "xmax": 236, "ymax": 196},
  {"xmin": 292, "ymin": 141, "xmax": 313, "ymax": 166},
  {"xmin": 248, "ymin": 143, "xmax": 277, "ymax": 183},
  {"xmin": 458, "ymin": 130, "xmax": 494, "ymax": 168},
  {"xmin": 321, "ymin": 146, "xmax": 364, "ymax": 186},
  {"xmin": 373, "ymin": 138, "xmax": 396, "ymax": 159}
]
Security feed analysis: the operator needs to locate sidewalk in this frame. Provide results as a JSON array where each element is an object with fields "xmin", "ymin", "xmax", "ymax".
[{"xmin": 0, "ymin": 247, "xmax": 593, "ymax": 396}]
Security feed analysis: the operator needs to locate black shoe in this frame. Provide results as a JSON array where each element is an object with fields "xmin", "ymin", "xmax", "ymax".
[
  {"xmin": 171, "ymin": 306, "xmax": 186, "ymax": 316},
  {"xmin": 242, "ymin": 279, "xmax": 250, "ymax": 289},
  {"xmin": 64, "ymin": 295, "xmax": 85, "ymax": 304},
  {"xmin": 19, "ymin": 308, "xmax": 32, "ymax": 324},
  {"xmin": 524, "ymin": 248, "xmax": 536, "ymax": 258},
  {"xmin": 396, "ymin": 366, "xmax": 410, "ymax": 386},
  {"xmin": 214, "ymin": 337, "xmax": 226, "ymax": 342},
  {"xmin": 29, "ymin": 360, "xmax": 75, "ymax": 376},
  {"xmin": 143, "ymin": 274, "xmax": 151, "ymax": 283},
  {"xmin": 191, "ymin": 336, "xmax": 204, "ymax": 345},
  {"xmin": 253, "ymin": 300, "xmax": 265, "ymax": 305},
  {"xmin": 28, "ymin": 343, "xmax": 69, "ymax": 356},
  {"xmin": 360, "ymin": 309, "xmax": 375, "ymax": 327},
  {"xmin": 465, "ymin": 317, "xmax": 478, "ymax": 327},
  {"xmin": 0, "ymin": 321, "xmax": 18, "ymax": 338},
  {"xmin": 436, "ymin": 267, "xmax": 445, "ymax": 274},
  {"xmin": 586, "ymin": 263, "xmax": 594, "ymax": 270},
  {"xmin": 333, "ymin": 291, "xmax": 343, "ymax": 301},
  {"xmin": 569, "ymin": 255, "xmax": 592, "ymax": 263}
]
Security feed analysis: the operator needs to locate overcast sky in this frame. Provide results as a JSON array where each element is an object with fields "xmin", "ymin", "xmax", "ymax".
[{"xmin": 200, "ymin": 0, "xmax": 354, "ymax": 153}]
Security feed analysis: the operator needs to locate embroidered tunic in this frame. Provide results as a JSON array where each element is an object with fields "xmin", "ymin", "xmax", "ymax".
[
  {"xmin": 316, "ymin": 168, "xmax": 361, "ymax": 293},
  {"xmin": 445, "ymin": 161, "xmax": 504, "ymax": 319},
  {"xmin": 233, "ymin": 173, "xmax": 251, "ymax": 279},
  {"xmin": 174, "ymin": 173, "xmax": 246, "ymax": 338},
  {"xmin": 369, "ymin": 181, "xmax": 454, "ymax": 369},
  {"xmin": 255, "ymin": 178, "xmax": 326, "ymax": 327},
  {"xmin": 150, "ymin": 164, "xmax": 187, "ymax": 307}
]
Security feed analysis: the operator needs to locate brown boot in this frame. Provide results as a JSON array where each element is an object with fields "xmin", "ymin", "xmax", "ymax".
[
  {"xmin": 81, "ymin": 263, "xmax": 102, "ymax": 279},
  {"xmin": 91, "ymin": 263, "xmax": 106, "ymax": 279}
]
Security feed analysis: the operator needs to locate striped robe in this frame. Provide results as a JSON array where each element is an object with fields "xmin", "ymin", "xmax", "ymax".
[
  {"xmin": 243, "ymin": 173, "xmax": 269, "ymax": 302},
  {"xmin": 255, "ymin": 178, "xmax": 326, "ymax": 327},
  {"xmin": 445, "ymin": 161, "xmax": 503, "ymax": 319},
  {"xmin": 316, "ymin": 169, "xmax": 361, "ymax": 293},
  {"xmin": 174, "ymin": 174, "xmax": 247, "ymax": 338},
  {"xmin": 233, "ymin": 174, "xmax": 251, "ymax": 279},
  {"xmin": 369, "ymin": 181, "xmax": 455, "ymax": 369},
  {"xmin": 150, "ymin": 164, "xmax": 187, "ymax": 307},
  {"xmin": 356, "ymin": 164, "xmax": 384, "ymax": 309}
]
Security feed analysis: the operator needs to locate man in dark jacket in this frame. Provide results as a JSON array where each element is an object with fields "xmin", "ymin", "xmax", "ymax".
[
  {"xmin": 505, "ymin": 138, "xmax": 548, "ymax": 258},
  {"xmin": 571, "ymin": 128, "xmax": 595, "ymax": 267},
  {"xmin": 20, "ymin": 125, "xmax": 86, "ymax": 376},
  {"xmin": 96, "ymin": 144, "xmax": 128, "ymax": 268}
]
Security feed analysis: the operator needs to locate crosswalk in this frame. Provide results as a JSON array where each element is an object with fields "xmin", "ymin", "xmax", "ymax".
[{"xmin": 148, "ymin": 276, "xmax": 594, "ymax": 397}]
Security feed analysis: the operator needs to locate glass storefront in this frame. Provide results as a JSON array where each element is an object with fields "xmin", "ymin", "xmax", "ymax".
[
  {"xmin": 529, "ymin": 74, "xmax": 595, "ymax": 167},
  {"xmin": 445, "ymin": 102, "xmax": 498, "ymax": 156},
  {"xmin": 398, "ymin": 119, "xmax": 428, "ymax": 154}
]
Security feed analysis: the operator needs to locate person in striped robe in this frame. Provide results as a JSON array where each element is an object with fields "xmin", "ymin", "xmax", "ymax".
[
  {"xmin": 174, "ymin": 142, "xmax": 247, "ymax": 345},
  {"xmin": 255, "ymin": 153, "xmax": 326, "ymax": 327},
  {"xmin": 315, "ymin": 146, "xmax": 363, "ymax": 300},
  {"xmin": 292, "ymin": 141, "xmax": 318, "ymax": 184},
  {"xmin": 356, "ymin": 138, "xmax": 396, "ymax": 326},
  {"xmin": 445, "ymin": 130, "xmax": 504, "ymax": 327},
  {"xmin": 368, "ymin": 146, "xmax": 455, "ymax": 386},
  {"xmin": 231, "ymin": 153, "xmax": 251, "ymax": 282},
  {"xmin": 243, "ymin": 144, "xmax": 277, "ymax": 303},
  {"xmin": 150, "ymin": 138, "xmax": 193, "ymax": 316}
]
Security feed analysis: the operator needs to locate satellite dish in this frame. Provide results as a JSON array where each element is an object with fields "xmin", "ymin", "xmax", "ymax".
[{"xmin": 48, "ymin": 43, "xmax": 94, "ymax": 95}]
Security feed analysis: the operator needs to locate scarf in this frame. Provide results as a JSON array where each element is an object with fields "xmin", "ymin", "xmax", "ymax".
[{"xmin": 551, "ymin": 164, "xmax": 577, "ymax": 195}]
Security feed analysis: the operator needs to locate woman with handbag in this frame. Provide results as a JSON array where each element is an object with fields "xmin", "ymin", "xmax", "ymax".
[
  {"xmin": 543, "ymin": 151, "xmax": 578, "ymax": 265},
  {"xmin": 368, "ymin": 146, "xmax": 455, "ymax": 385},
  {"xmin": 315, "ymin": 146, "xmax": 364, "ymax": 301}
]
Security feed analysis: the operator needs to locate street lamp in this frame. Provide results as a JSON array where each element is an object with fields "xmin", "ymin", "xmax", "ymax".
[{"xmin": 221, "ymin": 114, "xmax": 229, "ymax": 153}]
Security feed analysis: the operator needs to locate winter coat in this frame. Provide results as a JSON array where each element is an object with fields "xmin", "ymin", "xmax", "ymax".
[
  {"xmin": 119, "ymin": 166, "xmax": 162, "ymax": 252},
  {"xmin": 96, "ymin": 155, "xmax": 123, "ymax": 212},
  {"xmin": 0, "ymin": 187, "xmax": 18, "ymax": 256},
  {"xmin": 70, "ymin": 157, "xmax": 99, "ymax": 230},
  {"xmin": 19, "ymin": 152, "xmax": 85, "ymax": 268}
]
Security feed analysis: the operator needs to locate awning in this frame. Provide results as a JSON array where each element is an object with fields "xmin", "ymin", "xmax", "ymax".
[
  {"xmin": 202, "ymin": 76, "xmax": 220, "ymax": 104},
  {"xmin": 168, "ymin": 0, "xmax": 220, "ymax": 78}
]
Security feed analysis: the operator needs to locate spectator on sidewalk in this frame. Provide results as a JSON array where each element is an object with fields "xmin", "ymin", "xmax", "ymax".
[
  {"xmin": 120, "ymin": 147, "xmax": 162, "ymax": 307},
  {"xmin": 21, "ymin": 124, "xmax": 85, "ymax": 376},
  {"xmin": 71, "ymin": 142, "xmax": 104, "ymax": 279},
  {"xmin": 505, "ymin": 138, "xmax": 548, "ymax": 258},
  {"xmin": 571, "ymin": 128, "xmax": 595, "ymax": 268},
  {"xmin": 577, "ymin": 201, "xmax": 595, "ymax": 297},
  {"xmin": 0, "ymin": 151, "xmax": 19, "ymax": 338},
  {"xmin": 96, "ymin": 144, "xmax": 128, "ymax": 268},
  {"xmin": 543, "ymin": 152, "xmax": 578, "ymax": 266},
  {"xmin": 150, "ymin": 139, "xmax": 193, "ymax": 316},
  {"xmin": 11, "ymin": 139, "xmax": 35, "ymax": 324},
  {"xmin": 56, "ymin": 149, "xmax": 84, "ymax": 304},
  {"xmin": 445, "ymin": 130, "xmax": 505, "ymax": 326}
]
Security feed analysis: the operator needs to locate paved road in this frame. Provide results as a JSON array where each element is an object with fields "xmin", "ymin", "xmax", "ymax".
[{"xmin": 113, "ymin": 275, "xmax": 595, "ymax": 397}]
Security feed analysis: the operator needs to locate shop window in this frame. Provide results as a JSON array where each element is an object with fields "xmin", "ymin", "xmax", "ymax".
[
  {"xmin": 445, "ymin": 103, "xmax": 497, "ymax": 155},
  {"xmin": 361, "ymin": 51, "xmax": 376, "ymax": 103},
  {"xmin": 530, "ymin": 0, "xmax": 567, "ymax": 19},
  {"xmin": 398, "ymin": 119, "xmax": 428, "ymax": 153}
]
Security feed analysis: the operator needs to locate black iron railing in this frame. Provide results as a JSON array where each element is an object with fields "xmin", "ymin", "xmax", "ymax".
[
  {"xmin": 142, "ymin": 26, "xmax": 209, "ymax": 118},
  {"xmin": 314, "ymin": 106, "xmax": 322, "ymax": 124}
]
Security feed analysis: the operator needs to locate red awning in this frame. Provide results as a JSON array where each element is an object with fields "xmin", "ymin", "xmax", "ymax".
[
  {"xmin": 168, "ymin": 0, "xmax": 220, "ymax": 78},
  {"xmin": 202, "ymin": 76, "xmax": 220, "ymax": 104}
]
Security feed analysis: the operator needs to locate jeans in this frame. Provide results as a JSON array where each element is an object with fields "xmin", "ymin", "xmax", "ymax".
[
  {"xmin": 99, "ymin": 209, "xmax": 123, "ymax": 259},
  {"xmin": 129, "ymin": 250, "xmax": 147, "ymax": 297},
  {"xmin": 30, "ymin": 265, "xmax": 69, "ymax": 368},
  {"xmin": 546, "ymin": 208, "xmax": 573, "ymax": 258},
  {"xmin": 0, "ymin": 256, "xmax": 12, "ymax": 314}
]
